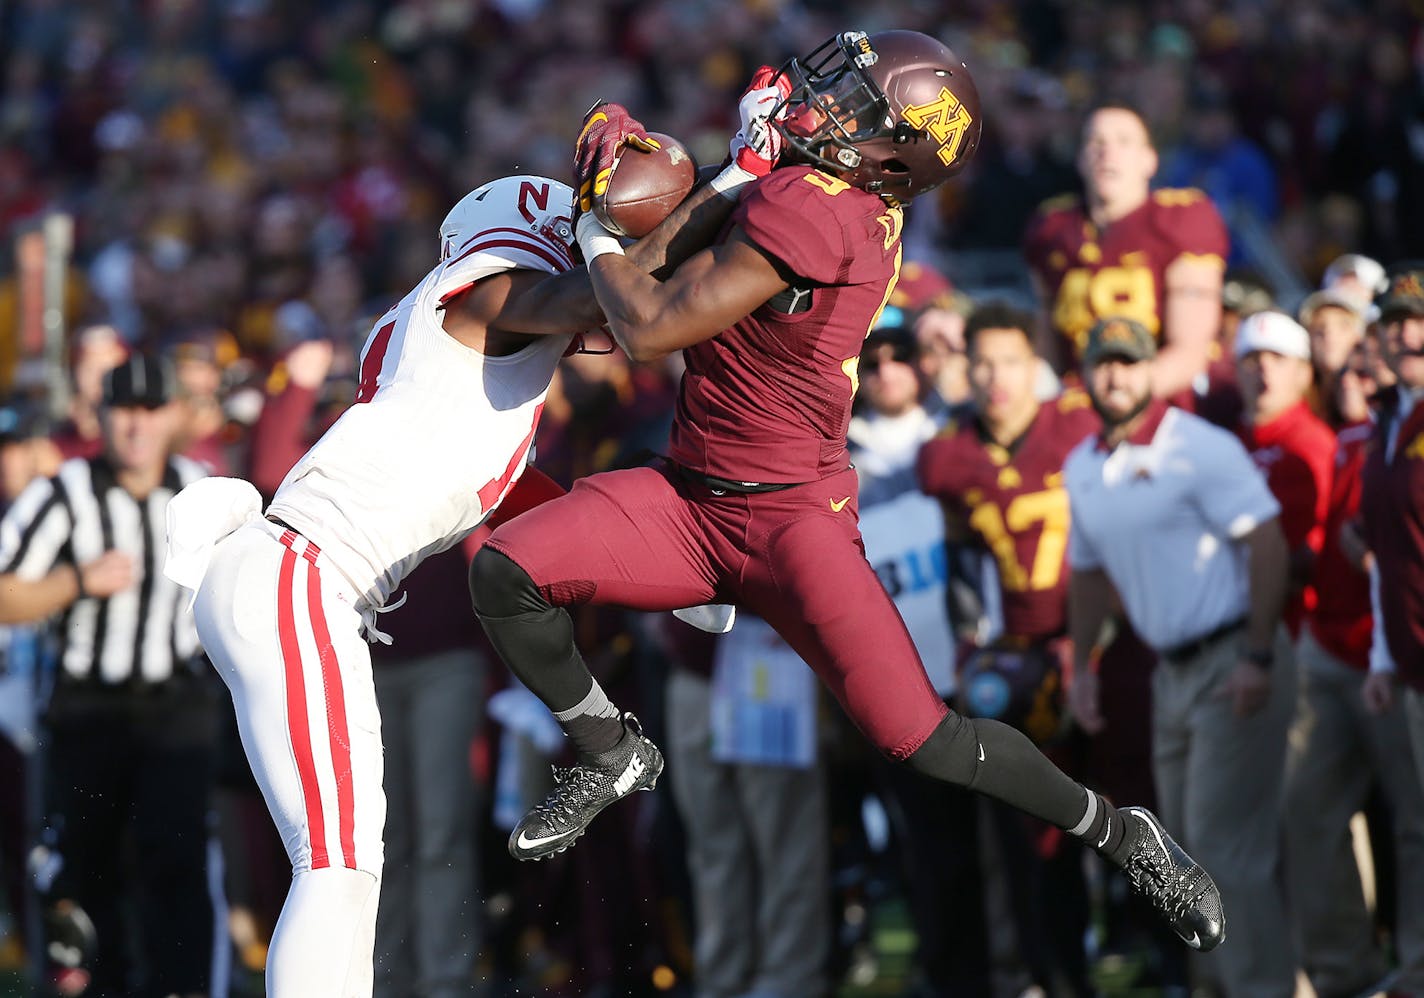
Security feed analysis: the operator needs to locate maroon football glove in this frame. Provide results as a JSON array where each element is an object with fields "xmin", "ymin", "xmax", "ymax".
[{"xmin": 573, "ymin": 102, "xmax": 660, "ymax": 219}]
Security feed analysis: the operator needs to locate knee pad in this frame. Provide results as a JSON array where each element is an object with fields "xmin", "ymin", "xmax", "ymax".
[
  {"xmin": 469, "ymin": 547, "xmax": 544, "ymax": 618},
  {"xmin": 904, "ymin": 711, "xmax": 981, "ymax": 787}
]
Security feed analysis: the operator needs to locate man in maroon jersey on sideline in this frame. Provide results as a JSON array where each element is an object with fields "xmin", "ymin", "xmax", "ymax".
[
  {"xmin": 917, "ymin": 300, "xmax": 1101, "ymax": 992},
  {"xmin": 919, "ymin": 302, "xmax": 1099, "ymax": 655},
  {"xmin": 1024, "ymin": 104, "xmax": 1228, "ymax": 401},
  {"xmin": 470, "ymin": 29, "xmax": 1225, "ymax": 953}
]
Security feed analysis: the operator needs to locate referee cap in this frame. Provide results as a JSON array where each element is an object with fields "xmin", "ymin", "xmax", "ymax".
[
  {"xmin": 101, "ymin": 353, "xmax": 176, "ymax": 409},
  {"xmin": 1083, "ymin": 316, "xmax": 1156, "ymax": 364}
]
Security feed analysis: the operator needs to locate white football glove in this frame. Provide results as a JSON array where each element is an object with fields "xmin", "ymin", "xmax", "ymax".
[{"xmin": 711, "ymin": 65, "xmax": 793, "ymax": 200}]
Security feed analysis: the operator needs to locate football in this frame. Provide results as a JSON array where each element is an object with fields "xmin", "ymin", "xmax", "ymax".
[{"xmin": 594, "ymin": 132, "xmax": 697, "ymax": 239}]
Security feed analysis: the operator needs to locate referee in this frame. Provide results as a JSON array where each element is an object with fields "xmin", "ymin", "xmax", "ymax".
[{"xmin": 0, "ymin": 353, "xmax": 216, "ymax": 997}]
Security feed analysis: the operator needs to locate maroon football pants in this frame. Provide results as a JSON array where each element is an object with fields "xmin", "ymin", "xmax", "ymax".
[{"xmin": 486, "ymin": 463, "xmax": 950, "ymax": 759}]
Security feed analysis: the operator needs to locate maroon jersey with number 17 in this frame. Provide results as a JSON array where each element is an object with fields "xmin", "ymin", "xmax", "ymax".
[
  {"xmin": 668, "ymin": 165, "xmax": 904, "ymax": 485},
  {"xmin": 917, "ymin": 391, "xmax": 1100, "ymax": 640}
]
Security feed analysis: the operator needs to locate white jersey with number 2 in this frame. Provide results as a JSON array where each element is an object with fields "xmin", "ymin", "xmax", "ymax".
[{"xmin": 267, "ymin": 176, "xmax": 576, "ymax": 609}]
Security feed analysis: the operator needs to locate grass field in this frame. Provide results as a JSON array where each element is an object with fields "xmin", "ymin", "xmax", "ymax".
[{"xmin": 0, "ymin": 897, "xmax": 1193, "ymax": 998}]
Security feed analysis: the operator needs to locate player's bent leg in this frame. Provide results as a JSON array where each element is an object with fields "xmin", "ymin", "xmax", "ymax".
[
  {"xmin": 472, "ymin": 468, "xmax": 716, "ymax": 860},
  {"xmin": 471, "ymin": 546, "xmax": 665, "ymax": 860},
  {"xmin": 907, "ymin": 715, "xmax": 1224, "ymax": 950},
  {"xmin": 743, "ymin": 505, "xmax": 1222, "ymax": 952},
  {"xmin": 266, "ymin": 867, "xmax": 379, "ymax": 998},
  {"xmin": 469, "ymin": 547, "xmax": 602, "ymax": 718}
]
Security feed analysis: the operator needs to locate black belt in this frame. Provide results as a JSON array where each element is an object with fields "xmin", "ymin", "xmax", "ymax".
[
  {"xmin": 1160, "ymin": 617, "xmax": 1247, "ymax": 664},
  {"xmin": 672, "ymin": 463, "xmax": 801, "ymax": 495}
]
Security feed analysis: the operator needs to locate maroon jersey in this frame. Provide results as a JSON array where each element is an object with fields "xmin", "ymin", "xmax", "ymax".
[
  {"xmin": 1362, "ymin": 395, "xmax": 1424, "ymax": 691},
  {"xmin": 1309, "ymin": 422, "xmax": 1373, "ymax": 671},
  {"xmin": 1023, "ymin": 189, "xmax": 1228, "ymax": 365},
  {"xmin": 668, "ymin": 166, "xmax": 904, "ymax": 484},
  {"xmin": 917, "ymin": 391, "xmax": 1100, "ymax": 640},
  {"xmin": 1238, "ymin": 401, "xmax": 1336, "ymax": 637}
]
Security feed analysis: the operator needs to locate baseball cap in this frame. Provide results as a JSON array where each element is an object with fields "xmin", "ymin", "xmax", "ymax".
[
  {"xmin": 1221, "ymin": 271, "xmax": 1275, "ymax": 315},
  {"xmin": 1234, "ymin": 310, "xmax": 1311, "ymax": 361},
  {"xmin": 1298, "ymin": 288, "xmax": 1367, "ymax": 327},
  {"xmin": 1375, "ymin": 264, "xmax": 1424, "ymax": 320},
  {"xmin": 1323, "ymin": 253, "xmax": 1387, "ymax": 297},
  {"xmin": 1083, "ymin": 316, "xmax": 1156, "ymax": 364},
  {"xmin": 0, "ymin": 401, "xmax": 46, "ymax": 446},
  {"xmin": 101, "ymin": 353, "xmax": 176, "ymax": 409}
]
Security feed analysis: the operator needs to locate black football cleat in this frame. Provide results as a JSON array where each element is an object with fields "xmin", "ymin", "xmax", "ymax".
[
  {"xmin": 508, "ymin": 713, "xmax": 664, "ymax": 861},
  {"xmin": 1121, "ymin": 806, "xmax": 1226, "ymax": 952}
]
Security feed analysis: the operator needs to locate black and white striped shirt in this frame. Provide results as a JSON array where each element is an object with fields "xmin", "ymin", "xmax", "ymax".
[{"xmin": 0, "ymin": 455, "xmax": 206, "ymax": 685}]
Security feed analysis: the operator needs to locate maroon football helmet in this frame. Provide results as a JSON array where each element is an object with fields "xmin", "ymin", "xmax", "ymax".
[{"xmin": 772, "ymin": 29, "xmax": 982, "ymax": 203}]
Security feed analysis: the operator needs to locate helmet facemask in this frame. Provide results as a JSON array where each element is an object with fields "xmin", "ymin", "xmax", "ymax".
[{"xmin": 771, "ymin": 31, "xmax": 893, "ymax": 179}]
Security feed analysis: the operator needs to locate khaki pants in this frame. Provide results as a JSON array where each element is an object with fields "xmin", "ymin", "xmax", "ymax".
[
  {"xmin": 1151, "ymin": 626, "xmax": 1297, "ymax": 998},
  {"xmin": 1284, "ymin": 631, "xmax": 1424, "ymax": 995}
]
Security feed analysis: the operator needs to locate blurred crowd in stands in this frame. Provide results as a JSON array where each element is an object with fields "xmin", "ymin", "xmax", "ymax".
[{"xmin": 2, "ymin": 0, "xmax": 1424, "ymax": 996}]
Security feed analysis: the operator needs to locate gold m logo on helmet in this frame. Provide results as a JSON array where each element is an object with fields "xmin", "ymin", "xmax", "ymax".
[{"xmin": 901, "ymin": 87, "xmax": 974, "ymax": 167}]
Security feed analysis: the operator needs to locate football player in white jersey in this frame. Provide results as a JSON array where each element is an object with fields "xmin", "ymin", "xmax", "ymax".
[{"xmin": 162, "ymin": 75, "xmax": 784, "ymax": 998}]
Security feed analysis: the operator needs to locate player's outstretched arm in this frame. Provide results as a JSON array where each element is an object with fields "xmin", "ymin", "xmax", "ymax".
[
  {"xmin": 585, "ymin": 227, "xmax": 790, "ymax": 363},
  {"xmin": 490, "ymin": 177, "xmax": 741, "ymax": 340},
  {"xmin": 441, "ymin": 267, "xmax": 600, "ymax": 348}
]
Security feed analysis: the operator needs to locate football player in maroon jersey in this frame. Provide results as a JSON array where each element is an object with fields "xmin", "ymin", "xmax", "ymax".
[
  {"xmin": 471, "ymin": 29, "xmax": 1225, "ymax": 953},
  {"xmin": 917, "ymin": 300, "xmax": 1101, "ymax": 992},
  {"xmin": 1024, "ymin": 105, "xmax": 1229, "ymax": 400},
  {"xmin": 919, "ymin": 301, "xmax": 1099, "ymax": 648}
]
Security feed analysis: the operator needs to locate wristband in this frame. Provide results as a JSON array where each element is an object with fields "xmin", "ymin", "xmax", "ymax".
[
  {"xmin": 575, "ymin": 213, "xmax": 624, "ymax": 263},
  {"xmin": 709, "ymin": 162, "xmax": 758, "ymax": 201},
  {"xmin": 1245, "ymin": 647, "xmax": 1274, "ymax": 669}
]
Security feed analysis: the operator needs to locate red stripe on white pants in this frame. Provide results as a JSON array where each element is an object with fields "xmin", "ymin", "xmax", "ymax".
[
  {"xmin": 275, "ymin": 531, "xmax": 330, "ymax": 869},
  {"xmin": 302, "ymin": 544, "xmax": 358, "ymax": 869}
]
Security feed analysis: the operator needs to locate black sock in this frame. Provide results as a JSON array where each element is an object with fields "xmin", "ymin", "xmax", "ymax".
[
  {"xmin": 554, "ymin": 680, "xmax": 627, "ymax": 758},
  {"xmin": 1067, "ymin": 790, "xmax": 1135, "ymax": 865},
  {"xmin": 906, "ymin": 713, "xmax": 1135, "ymax": 863}
]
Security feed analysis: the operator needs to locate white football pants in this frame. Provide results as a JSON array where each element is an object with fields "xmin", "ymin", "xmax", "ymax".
[{"xmin": 193, "ymin": 519, "xmax": 385, "ymax": 998}]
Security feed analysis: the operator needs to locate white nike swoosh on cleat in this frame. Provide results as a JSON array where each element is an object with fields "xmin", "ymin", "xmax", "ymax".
[
  {"xmin": 515, "ymin": 829, "xmax": 571, "ymax": 853},
  {"xmin": 1135, "ymin": 809, "xmax": 1171, "ymax": 859}
]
